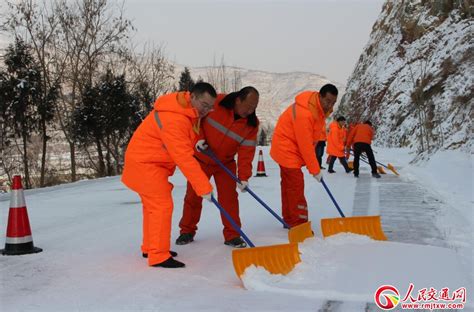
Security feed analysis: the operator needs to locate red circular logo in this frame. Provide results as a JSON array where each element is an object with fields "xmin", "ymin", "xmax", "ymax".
[{"xmin": 374, "ymin": 285, "xmax": 400, "ymax": 310}]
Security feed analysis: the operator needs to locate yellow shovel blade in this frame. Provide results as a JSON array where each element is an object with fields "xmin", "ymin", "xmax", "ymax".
[
  {"xmin": 321, "ymin": 215, "xmax": 387, "ymax": 241},
  {"xmin": 288, "ymin": 221, "xmax": 314, "ymax": 243},
  {"xmin": 232, "ymin": 243, "xmax": 301, "ymax": 278},
  {"xmin": 350, "ymin": 161, "xmax": 385, "ymax": 174},
  {"xmin": 387, "ymin": 163, "xmax": 400, "ymax": 176}
]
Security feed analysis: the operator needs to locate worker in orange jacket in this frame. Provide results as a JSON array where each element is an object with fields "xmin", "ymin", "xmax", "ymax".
[
  {"xmin": 327, "ymin": 116, "xmax": 352, "ymax": 173},
  {"xmin": 122, "ymin": 82, "xmax": 217, "ymax": 268},
  {"xmin": 346, "ymin": 120, "xmax": 381, "ymax": 178},
  {"xmin": 176, "ymin": 87, "xmax": 259, "ymax": 248},
  {"xmin": 345, "ymin": 123, "xmax": 356, "ymax": 159},
  {"xmin": 270, "ymin": 84, "xmax": 338, "ymax": 227}
]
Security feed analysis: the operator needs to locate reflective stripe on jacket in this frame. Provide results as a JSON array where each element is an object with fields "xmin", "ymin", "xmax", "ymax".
[
  {"xmin": 196, "ymin": 94, "xmax": 258, "ymax": 182},
  {"xmin": 122, "ymin": 92, "xmax": 213, "ymax": 196}
]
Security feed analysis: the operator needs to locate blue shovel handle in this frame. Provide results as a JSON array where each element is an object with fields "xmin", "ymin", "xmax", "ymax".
[
  {"xmin": 210, "ymin": 196, "xmax": 255, "ymax": 248},
  {"xmin": 201, "ymin": 148, "xmax": 291, "ymax": 229},
  {"xmin": 321, "ymin": 178, "xmax": 346, "ymax": 218}
]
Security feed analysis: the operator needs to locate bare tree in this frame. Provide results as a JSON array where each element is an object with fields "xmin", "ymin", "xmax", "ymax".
[
  {"xmin": 3, "ymin": 0, "xmax": 65, "ymax": 186},
  {"xmin": 53, "ymin": 0, "xmax": 132, "ymax": 181},
  {"xmin": 407, "ymin": 58, "xmax": 434, "ymax": 153},
  {"xmin": 231, "ymin": 68, "xmax": 242, "ymax": 92},
  {"xmin": 206, "ymin": 55, "xmax": 241, "ymax": 93},
  {"xmin": 126, "ymin": 42, "xmax": 175, "ymax": 103}
]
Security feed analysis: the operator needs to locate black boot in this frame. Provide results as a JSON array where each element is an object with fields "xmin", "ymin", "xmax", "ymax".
[
  {"xmin": 152, "ymin": 257, "xmax": 185, "ymax": 268},
  {"xmin": 328, "ymin": 156, "xmax": 336, "ymax": 173},
  {"xmin": 143, "ymin": 251, "xmax": 177, "ymax": 258},
  {"xmin": 176, "ymin": 233, "xmax": 195, "ymax": 245},
  {"xmin": 224, "ymin": 237, "xmax": 247, "ymax": 248}
]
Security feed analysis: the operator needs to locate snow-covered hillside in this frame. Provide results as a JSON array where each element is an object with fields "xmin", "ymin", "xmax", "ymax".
[
  {"xmin": 338, "ymin": 0, "xmax": 473, "ymax": 152},
  {"xmin": 187, "ymin": 66, "xmax": 344, "ymax": 129}
]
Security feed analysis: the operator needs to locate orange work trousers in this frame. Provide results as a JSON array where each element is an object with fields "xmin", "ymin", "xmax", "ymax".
[
  {"xmin": 279, "ymin": 166, "xmax": 308, "ymax": 227},
  {"xmin": 139, "ymin": 164, "xmax": 176, "ymax": 266},
  {"xmin": 178, "ymin": 160, "xmax": 240, "ymax": 241}
]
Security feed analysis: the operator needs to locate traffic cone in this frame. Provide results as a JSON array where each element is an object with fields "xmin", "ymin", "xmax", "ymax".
[
  {"xmin": 255, "ymin": 150, "xmax": 267, "ymax": 177},
  {"xmin": 1, "ymin": 175, "xmax": 42, "ymax": 255}
]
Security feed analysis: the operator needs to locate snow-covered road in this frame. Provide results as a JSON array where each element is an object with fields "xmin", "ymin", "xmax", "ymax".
[{"xmin": 1, "ymin": 147, "xmax": 471, "ymax": 311}]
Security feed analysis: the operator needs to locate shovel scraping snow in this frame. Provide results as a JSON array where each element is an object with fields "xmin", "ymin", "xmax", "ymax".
[
  {"xmin": 321, "ymin": 215, "xmax": 387, "ymax": 240},
  {"xmin": 348, "ymin": 160, "xmax": 386, "ymax": 174},
  {"xmin": 319, "ymin": 179, "xmax": 387, "ymax": 241},
  {"xmin": 210, "ymin": 196, "xmax": 301, "ymax": 278},
  {"xmin": 287, "ymin": 221, "xmax": 314, "ymax": 243},
  {"xmin": 232, "ymin": 243, "xmax": 301, "ymax": 277}
]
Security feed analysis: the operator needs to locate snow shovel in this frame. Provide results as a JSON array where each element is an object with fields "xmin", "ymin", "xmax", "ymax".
[
  {"xmin": 379, "ymin": 161, "xmax": 399, "ymax": 176},
  {"xmin": 360, "ymin": 154, "xmax": 386, "ymax": 174},
  {"xmin": 210, "ymin": 195, "xmax": 301, "ymax": 278},
  {"xmin": 355, "ymin": 150, "xmax": 399, "ymax": 175},
  {"xmin": 348, "ymin": 152, "xmax": 386, "ymax": 174},
  {"xmin": 319, "ymin": 178, "xmax": 387, "ymax": 240},
  {"xmin": 200, "ymin": 147, "xmax": 313, "ymax": 244}
]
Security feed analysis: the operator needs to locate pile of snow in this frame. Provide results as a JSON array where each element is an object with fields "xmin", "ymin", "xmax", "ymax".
[{"xmin": 243, "ymin": 233, "xmax": 469, "ymax": 303}]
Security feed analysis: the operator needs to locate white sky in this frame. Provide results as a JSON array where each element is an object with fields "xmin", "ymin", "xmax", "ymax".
[{"xmin": 124, "ymin": 0, "xmax": 385, "ymax": 83}]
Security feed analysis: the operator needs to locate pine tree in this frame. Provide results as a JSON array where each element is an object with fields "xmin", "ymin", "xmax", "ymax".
[
  {"xmin": 0, "ymin": 71, "xmax": 14, "ymax": 181},
  {"xmin": 130, "ymin": 80, "xmax": 153, "ymax": 130},
  {"xmin": 258, "ymin": 128, "xmax": 267, "ymax": 146},
  {"xmin": 37, "ymin": 81, "xmax": 58, "ymax": 187},
  {"xmin": 73, "ymin": 70, "xmax": 136, "ymax": 177},
  {"xmin": 101, "ymin": 72, "xmax": 135, "ymax": 175},
  {"xmin": 3, "ymin": 39, "xmax": 43, "ymax": 188},
  {"xmin": 178, "ymin": 67, "xmax": 195, "ymax": 91}
]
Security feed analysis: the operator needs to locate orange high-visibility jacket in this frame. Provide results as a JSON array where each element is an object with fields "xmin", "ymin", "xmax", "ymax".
[
  {"xmin": 196, "ymin": 94, "xmax": 259, "ymax": 182},
  {"xmin": 314, "ymin": 123, "xmax": 327, "ymax": 145},
  {"xmin": 321, "ymin": 125, "xmax": 327, "ymax": 141},
  {"xmin": 314, "ymin": 109, "xmax": 331, "ymax": 143},
  {"xmin": 326, "ymin": 121, "xmax": 346, "ymax": 157},
  {"xmin": 346, "ymin": 123, "xmax": 374, "ymax": 147},
  {"xmin": 342, "ymin": 127, "xmax": 348, "ymax": 144},
  {"xmin": 270, "ymin": 91, "xmax": 325, "ymax": 175},
  {"xmin": 122, "ymin": 92, "xmax": 213, "ymax": 196}
]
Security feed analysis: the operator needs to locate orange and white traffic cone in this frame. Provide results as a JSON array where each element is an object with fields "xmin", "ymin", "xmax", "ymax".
[
  {"xmin": 1, "ymin": 175, "xmax": 42, "ymax": 255},
  {"xmin": 255, "ymin": 149, "xmax": 267, "ymax": 177}
]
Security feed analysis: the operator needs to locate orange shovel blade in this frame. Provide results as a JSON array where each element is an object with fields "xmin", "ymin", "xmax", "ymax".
[
  {"xmin": 288, "ymin": 221, "xmax": 314, "ymax": 243},
  {"xmin": 232, "ymin": 243, "xmax": 301, "ymax": 278},
  {"xmin": 387, "ymin": 163, "xmax": 399, "ymax": 176},
  {"xmin": 321, "ymin": 215, "xmax": 387, "ymax": 241}
]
